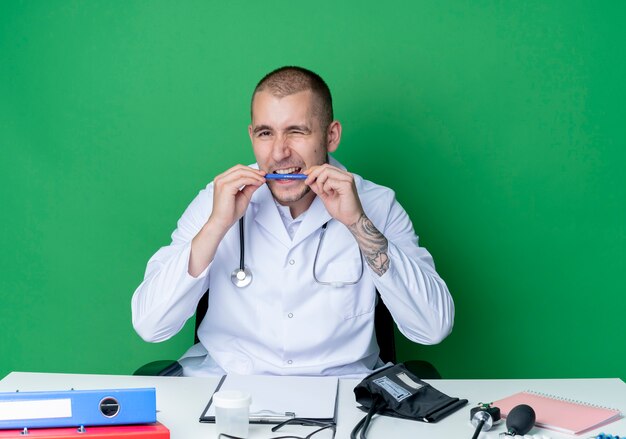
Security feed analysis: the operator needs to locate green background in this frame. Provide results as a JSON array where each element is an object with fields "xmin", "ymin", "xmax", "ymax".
[{"xmin": 1, "ymin": 1, "xmax": 624, "ymax": 380}]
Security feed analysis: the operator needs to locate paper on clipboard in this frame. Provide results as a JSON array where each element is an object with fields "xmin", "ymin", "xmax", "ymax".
[{"xmin": 199, "ymin": 374, "xmax": 338, "ymax": 424}]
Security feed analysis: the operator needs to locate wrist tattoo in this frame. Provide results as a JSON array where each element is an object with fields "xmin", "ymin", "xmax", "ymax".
[{"xmin": 348, "ymin": 214, "xmax": 390, "ymax": 276}]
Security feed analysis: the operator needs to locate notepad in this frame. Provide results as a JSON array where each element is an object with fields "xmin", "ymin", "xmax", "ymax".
[
  {"xmin": 493, "ymin": 390, "xmax": 622, "ymax": 435},
  {"xmin": 199, "ymin": 374, "xmax": 338, "ymax": 424}
]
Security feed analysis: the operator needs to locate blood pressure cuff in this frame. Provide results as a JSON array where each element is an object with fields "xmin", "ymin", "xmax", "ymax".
[{"xmin": 354, "ymin": 363, "xmax": 468, "ymax": 423}]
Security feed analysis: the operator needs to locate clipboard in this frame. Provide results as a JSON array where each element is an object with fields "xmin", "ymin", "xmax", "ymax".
[{"xmin": 199, "ymin": 374, "xmax": 338, "ymax": 424}]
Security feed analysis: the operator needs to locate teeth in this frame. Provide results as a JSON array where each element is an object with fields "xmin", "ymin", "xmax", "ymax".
[{"xmin": 274, "ymin": 167, "xmax": 300, "ymax": 174}]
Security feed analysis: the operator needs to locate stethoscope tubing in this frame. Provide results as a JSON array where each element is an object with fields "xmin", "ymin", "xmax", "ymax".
[
  {"xmin": 232, "ymin": 216, "xmax": 364, "ymax": 288},
  {"xmin": 230, "ymin": 217, "xmax": 253, "ymax": 288}
]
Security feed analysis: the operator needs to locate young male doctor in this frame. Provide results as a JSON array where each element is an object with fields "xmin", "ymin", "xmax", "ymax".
[{"xmin": 131, "ymin": 66, "xmax": 454, "ymax": 376}]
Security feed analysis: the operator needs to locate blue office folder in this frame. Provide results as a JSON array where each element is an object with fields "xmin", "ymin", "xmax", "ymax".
[{"xmin": 0, "ymin": 388, "xmax": 156, "ymax": 430}]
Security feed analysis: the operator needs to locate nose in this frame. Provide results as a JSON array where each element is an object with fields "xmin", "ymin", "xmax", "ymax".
[{"xmin": 271, "ymin": 135, "xmax": 291, "ymax": 162}]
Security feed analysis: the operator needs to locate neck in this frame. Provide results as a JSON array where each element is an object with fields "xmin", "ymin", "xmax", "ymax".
[{"xmin": 280, "ymin": 190, "xmax": 316, "ymax": 219}]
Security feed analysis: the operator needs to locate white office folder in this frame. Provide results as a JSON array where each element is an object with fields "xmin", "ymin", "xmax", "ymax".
[{"xmin": 200, "ymin": 374, "xmax": 338, "ymax": 424}]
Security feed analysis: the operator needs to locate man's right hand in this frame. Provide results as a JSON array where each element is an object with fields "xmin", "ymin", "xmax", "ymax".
[
  {"xmin": 189, "ymin": 165, "xmax": 266, "ymax": 277},
  {"xmin": 209, "ymin": 165, "xmax": 266, "ymax": 233}
]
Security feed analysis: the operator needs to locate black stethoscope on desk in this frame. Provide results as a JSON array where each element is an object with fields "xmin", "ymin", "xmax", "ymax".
[{"xmin": 231, "ymin": 217, "xmax": 364, "ymax": 288}]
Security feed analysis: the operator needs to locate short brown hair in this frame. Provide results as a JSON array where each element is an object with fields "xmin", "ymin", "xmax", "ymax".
[{"xmin": 251, "ymin": 66, "xmax": 334, "ymax": 131}]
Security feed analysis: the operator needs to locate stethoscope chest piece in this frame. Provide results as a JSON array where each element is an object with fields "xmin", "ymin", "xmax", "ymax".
[{"xmin": 231, "ymin": 266, "xmax": 252, "ymax": 288}]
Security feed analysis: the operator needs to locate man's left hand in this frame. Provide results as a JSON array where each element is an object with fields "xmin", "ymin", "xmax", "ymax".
[{"xmin": 305, "ymin": 164, "xmax": 364, "ymax": 227}]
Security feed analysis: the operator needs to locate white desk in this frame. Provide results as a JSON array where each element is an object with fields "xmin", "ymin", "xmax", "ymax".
[{"xmin": 1, "ymin": 372, "xmax": 624, "ymax": 438}]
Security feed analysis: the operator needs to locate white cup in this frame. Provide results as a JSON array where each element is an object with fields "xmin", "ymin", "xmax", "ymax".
[{"xmin": 213, "ymin": 390, "xmax": 252, "ymax": 438}]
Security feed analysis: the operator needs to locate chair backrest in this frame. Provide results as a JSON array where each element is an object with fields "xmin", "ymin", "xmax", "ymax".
[
  {"xmin": 373, "ymin": 292, "xmax": 397, "ymax": 364},
  {"xmin": 194, "ymin": 289, "xmax": 397, "ymax": 364}
]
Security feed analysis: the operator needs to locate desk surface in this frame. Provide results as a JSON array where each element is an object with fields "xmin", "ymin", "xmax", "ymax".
[{"xmin": 1, "ymin": 372, "xmax": 624, "ymax": 438}]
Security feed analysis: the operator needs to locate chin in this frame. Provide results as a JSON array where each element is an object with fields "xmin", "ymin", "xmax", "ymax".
[{"xmin": 270, "ymin": 185, "xmax": 311, "ymax": 205}]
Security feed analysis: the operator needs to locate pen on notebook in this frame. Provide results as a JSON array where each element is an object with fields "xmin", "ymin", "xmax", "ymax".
[
  {"xmin": 265, "ymin": 173, "xmax": 307, "ymax": 180},
  {"xmin": 248, "ymin": 410, "xmax": 296, "ymax": 422}
]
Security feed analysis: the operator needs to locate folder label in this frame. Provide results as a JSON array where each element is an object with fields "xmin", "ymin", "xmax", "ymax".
[{"xmin": 0, "ymin": 399, "xmax": 71, "ymax": 421}]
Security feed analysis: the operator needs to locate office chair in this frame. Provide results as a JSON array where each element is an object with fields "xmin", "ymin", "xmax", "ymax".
[{"xmin": 134, "ymin": 290, "xmax": 441, "ymax": 379}]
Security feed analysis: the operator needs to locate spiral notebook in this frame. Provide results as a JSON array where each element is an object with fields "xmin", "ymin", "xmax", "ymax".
[{"xmin": 493, "ymin": 390, "xmax": 622, "ymax": 435}]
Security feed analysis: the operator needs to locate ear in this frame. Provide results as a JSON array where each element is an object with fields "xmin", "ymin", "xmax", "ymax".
[
  {"xmin": 248, "ymin": 124, "xmax": 254, "ymax": 143},
  {"xmin": 326, "ymin": 120, "xmax": 342, "ymax": 153}
]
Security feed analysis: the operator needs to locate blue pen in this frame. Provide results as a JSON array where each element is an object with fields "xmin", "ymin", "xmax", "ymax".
[{"xmin": 265, "ymin": 173, "xmax": 307, "ymax": 180}]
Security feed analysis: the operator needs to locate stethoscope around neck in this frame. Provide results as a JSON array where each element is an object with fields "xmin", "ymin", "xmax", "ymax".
[{"xmin": 231, "ymin": 217, "xmax": 364, "ymax": 288}]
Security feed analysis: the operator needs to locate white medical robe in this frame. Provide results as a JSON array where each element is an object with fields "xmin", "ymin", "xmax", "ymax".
[{"xmin": 132, "ymin": 159, "xmax": 454, "ymax": 376}]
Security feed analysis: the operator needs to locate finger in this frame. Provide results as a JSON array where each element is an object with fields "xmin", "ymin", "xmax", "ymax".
[
  {"xmin": 314, "ymin": 172, "xmax": 350, "ymax": 196},
  {"xmin": 306, "ymin": 164, "xmax": 351, "ymax": 185},
  {"xmin": 322, "ymin": 179, "xmax": 338, "ymax": 195},
  {"xmin": 216, "ymin": 170, "xmax": 266, "ymax": 190},
  {"xmin": 217, "ymin": 164, "xmax": 266, "ymax": 183},
  {"xmin": 307, "ymin": 165, "xmax": 334, "ymax": 190},
  {"xmin": 308, "ymin": 183, "xmax": 329, "ymax": 204},
  {"xmin": 227, "ymin": 167, "xmax": 266, "ymax": 182},
  {"xmin": 215, "ymin": 175, "xmax": 262, "ymax": 193},
  {"xmin": 239, "ymin": 182, "xmax": 262, "ymax": 201},
  {"xmin": 307, "ymin": 180, "xmax": 322, "ymax": 196},
  {"xmin": 304, "ymin": 164, "xmax": 331, "ymax": 184},
  {"xmin": 303, "ymin": 165, "xmax": 322, "ymax": 177},
  {"xmin": 233, "ymin": 185, "xmax": 260, "ymax": 218}
]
